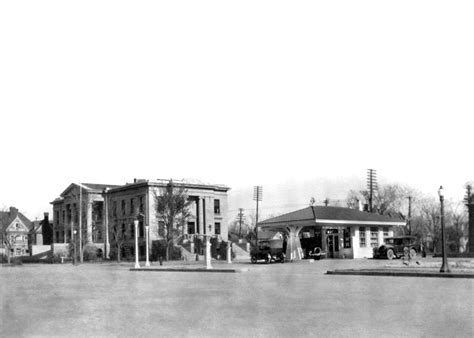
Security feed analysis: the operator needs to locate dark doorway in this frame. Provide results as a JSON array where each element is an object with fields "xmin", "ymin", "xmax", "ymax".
[
  {"xmin": 299, "ymin": 227, "xmax": 322, "ymax": 258},
  {"xmin": 326, "ymin": 234, "xmax": 339, "ymax": 258}
]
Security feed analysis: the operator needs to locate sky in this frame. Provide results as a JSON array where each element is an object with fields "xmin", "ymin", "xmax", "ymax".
[{"xmin": 1, "ymin": 1, "xmax": 472, "ymax": 221}]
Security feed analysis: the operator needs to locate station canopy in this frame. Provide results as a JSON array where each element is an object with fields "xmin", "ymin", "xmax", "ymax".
[{"xmin": 259, "ymin": 206, "xmax": 406, "ymax": 231}]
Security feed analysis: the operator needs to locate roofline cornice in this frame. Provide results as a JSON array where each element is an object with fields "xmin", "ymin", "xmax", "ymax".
[
  {"xmin": 316, "ymin": 219, "xmax": 406, "ymax": 226},
  {"xmin": 108, "ymin": 180, "xmax": 231, "ymax": 193}
]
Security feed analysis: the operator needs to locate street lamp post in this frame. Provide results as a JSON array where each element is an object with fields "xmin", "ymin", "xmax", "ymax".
[
  {"xmin": 73, "ymin": 229, "xmax": 77, "ymax": 265},
  {"xmin": 103, "ymin": 188, "xmax": 109, "ymax": 260},
  {"xmin": 145, "ymin": 224, "xmax": 150, "ymax": 267},
  {"xmin": 438, "ymin": 186, "xmax": 450, "ymax": 273},
  {"xmin": 134, "ymin": 220, "xmax": 140, "ymax": 269}
]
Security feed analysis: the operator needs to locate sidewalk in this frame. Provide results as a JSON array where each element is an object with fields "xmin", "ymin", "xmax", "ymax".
[
  {"xmin": 327, "ymin": 260, "xmax": 474, "ymax": 279},
  {"xmin": 128, "ymin": 259, "xmax": 250, "ymax": 273}
]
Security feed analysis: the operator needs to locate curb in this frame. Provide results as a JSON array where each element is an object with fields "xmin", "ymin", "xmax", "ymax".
[
  {"xmin": 326, "ymin": 269, "xmax": 474, "ymax": 279},
  {"xmin": 130, "ymin": 267, "xmax": 249, "ymax": 273}
]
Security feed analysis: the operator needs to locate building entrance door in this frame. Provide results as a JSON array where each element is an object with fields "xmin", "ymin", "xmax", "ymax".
[{"xmin": 326, "ymin": 234, "xmax": 339, "ymax": 258}]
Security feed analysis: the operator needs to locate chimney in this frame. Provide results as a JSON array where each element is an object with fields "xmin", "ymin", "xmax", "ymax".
[{"xmin": 9, "ymin": 206, "xmax": 18, "ymax": 215}]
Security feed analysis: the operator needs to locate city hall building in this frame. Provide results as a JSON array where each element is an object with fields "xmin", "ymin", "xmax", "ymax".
[
  {"xmin": 50, "ymin": 179, "xmax": 230, "ymax": 259},
  {"xmin": 258, "ymin": 206, "xmax": 405, "ymax": 260}
]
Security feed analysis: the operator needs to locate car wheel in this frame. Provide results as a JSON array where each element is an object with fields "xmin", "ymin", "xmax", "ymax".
[
  {"xmin": 265, "ymin": 254, "xmax": 271, "ymax": 264},
  {"xmin": 387, "ymin": 249, "xmax": 395, "ymax": 260},
  {"xmin": 251, "ymin": 255, "xmax": 257, "ymax": 264},
  {"xmin": 280, "ymin": 255, "xmax": 285, "ymax": 263},
  {"xmin": 409, "ymin": 248, "xmax": 417, "ymax": 259}
]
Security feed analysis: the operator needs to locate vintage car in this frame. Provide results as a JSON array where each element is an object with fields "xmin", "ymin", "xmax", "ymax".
[
  {"xmin": 250, "ymin": 239, "xmax": 285, "ymax": 264},
  {"xmin": 373, "ymin": 236, "xmax": 420, "ymax": 260}
]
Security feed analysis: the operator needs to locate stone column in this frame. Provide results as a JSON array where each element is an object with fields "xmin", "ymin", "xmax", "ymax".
[
  {"xmin": 68, "ymin": 205, "xmax": 73, "ymax": 244},
  {"xmin": 198, "ymin": 198, "xmax": 204, "ymax": 234},
  {"xmin": 86, "ymin": 199, "xmax": 93, "ymax": 243}
]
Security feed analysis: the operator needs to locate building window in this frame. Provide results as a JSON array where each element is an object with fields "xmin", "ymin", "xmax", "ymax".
[
  {"xmin": 113, "ymin": 201, "xmax": 117, "ymax": 217},
  {"xmin": 359, "ymin": 227, "xmax": 366, "ymax": 247},
  {"xmin": 343, "ymin": 227, "xmax": 351, "ymax": 248},
  {"xmin": 370, "ymin": 227, "xmax": 379, "ymax": 248},
  {"xmin": 214, "ymin": 200, "xmax": 220, "ymax": 214},
  {"xmin": 56, "ymin": 211, "xmax": 60, "ymax": 225},
  {"xmin": 139, "ymin": 196, "xmax": 144, "ymax": 213},
  {"xmin": 130, "ymin": 198, "xmax": 135, "ymax": 215},
  {"xmin": 121, "ymin": 223, "xmax": 126, "ymax": 239},
  {"xmin": 73, "ymin": 204, "xmax": 78, "ymax": 224},
  {"xmin": 383, "ymin": 227, "xmax": 389, "ymax": 238},
  {"xmin": 62, "ymin": 210, "xmax": 65, "ymax": 224},
  {"xmin": 215, "ymin": 222, "xmax": 221, "ymax": 235},
  {"xmin": 188, "ymin": 222, "xmax": 195, "ymax": 234},
  {"xmin": 139, "ymin": 220, "xmax": 144, "ymax": 238},
  {"xmin": 121, "ymin": 200, "xmax": 126, "ymax": 216},
  {"xmin": 158, "ymin": 221, "xmax": 165, "ymax": 237},
  {"xmin": 67, "ymin": 205, "xmax": 71, "ymax": 223},
  {"xmin": 131, "ymin": 222, "xmax": 135, "ymax": 238}
]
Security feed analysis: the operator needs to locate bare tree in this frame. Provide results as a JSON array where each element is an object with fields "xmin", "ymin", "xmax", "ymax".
[
  {"xmin": 111, "ymin": 223, "xmax": 126, "ymax": 263},
  {"xmin": 346, "ymin": 190, "xmax": 363, "ymax": 209},
  {"xmin": 153, "ymin": 180, "xmax": 191, "ymax": 261},
  {"xmin": 446, "ymin": 200, "xmax": 468, "ymax": 253},
  {"xmin": 2, "ymin": 234, "xmax": 19, "ymax": 264},
  {"xmin": 415, "ymin": 197, "xmax": 441, "ymax": 252}
]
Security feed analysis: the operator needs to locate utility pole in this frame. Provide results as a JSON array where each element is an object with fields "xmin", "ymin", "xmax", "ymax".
[
  {"xmin": 407, "ymin": 196, "xmax": 412, "ymax": 235},
  {"xmin": 79, "ymin": 184, "xmax": 83, "ymax": 263},
  {"xmin": 466, "ymin": 184, "xmax": 474, "ymax": 254},
  {"xmin": 366, "ymin": 169, "xmax": 377, "ymax": 213},
  {"xmin": 253, "ymin": 186, "xmax": 263, "ymax": 246},
  {"xmin": 238, "ymin": 208, "xmax": 244, "ymax": 238}
]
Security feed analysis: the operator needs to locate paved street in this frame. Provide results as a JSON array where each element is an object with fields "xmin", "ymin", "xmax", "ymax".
[{"xmin": 1, "ymin": 259, "xmax": 473, "ymax": 337}]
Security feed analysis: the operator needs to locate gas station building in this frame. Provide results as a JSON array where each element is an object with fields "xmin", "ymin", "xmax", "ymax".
[{"xmin": 258, "ymin": 206, "xmax": 406, "ymax": 260}]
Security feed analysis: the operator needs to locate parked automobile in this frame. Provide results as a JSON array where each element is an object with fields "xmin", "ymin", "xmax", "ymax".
[
  {"xmin": 250, "ymin": 239, "xmax": 285, "ymax": 264},
  {"xmin": 373, "ymin": 236, "xmax": 420, "ymax": 260}
]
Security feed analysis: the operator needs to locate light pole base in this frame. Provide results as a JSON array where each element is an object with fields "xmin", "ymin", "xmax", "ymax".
[
  {"xmin": 134, "ymin": 263, "xmax": 141, "ymax": 269},
  {"xmin": 145, "ymin": 262, "xmax": 150, "ymax": 267},
  {"xmin": 440, "ymin": 265, "xmax": 451, "ymax": 273}
]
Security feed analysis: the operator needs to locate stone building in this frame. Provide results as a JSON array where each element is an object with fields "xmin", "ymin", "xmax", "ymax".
[
  {"xmin": 0, "ymin": 207, "xmax": 32, "ymax": 257},
  {"xmin": 105, "ymin": 179, "xmax": 230, "ymax": 259},
  {"xmin": 51, "ymin": 179, "xmax": 230, "ymax": 259},
  {"xmin": 51, "ymin": 183, "xmax": 120, "ymax": 252}
]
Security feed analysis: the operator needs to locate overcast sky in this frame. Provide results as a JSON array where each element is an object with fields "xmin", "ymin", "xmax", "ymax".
[{"xmin": 1, "ymin": 1, "xmax": 472, "ymax": 220}]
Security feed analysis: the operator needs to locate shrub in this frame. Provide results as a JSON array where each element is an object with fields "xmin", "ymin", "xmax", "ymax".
[
  {"xmin": 83, "ymin": 244, "xmax": 98, "ymax": 261},
  {"xmin": 51, "ymin": 253, "xmax": 64, "ymax": 264},
  {"xmin": 11, "ymin": 257, "xmax": 23, "ymax": 265},
  {"xmin": 151, "ymin": 240, "xmax": 181, "ymax": 261}
]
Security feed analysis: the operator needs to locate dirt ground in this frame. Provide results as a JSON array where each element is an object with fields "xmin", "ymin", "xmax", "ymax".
[{"xmin": 1, "ymin": 257, "xmax": 473, "ymax": 337}]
